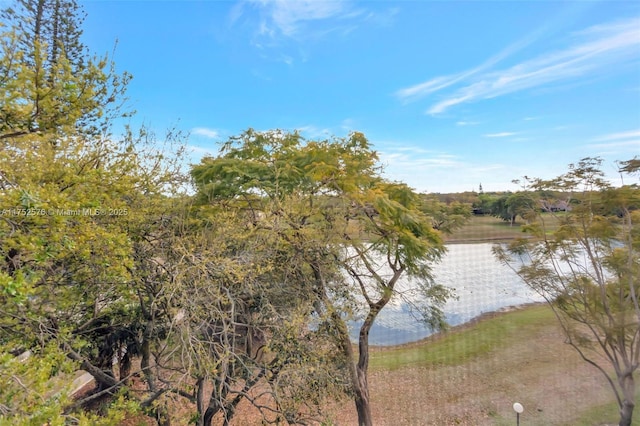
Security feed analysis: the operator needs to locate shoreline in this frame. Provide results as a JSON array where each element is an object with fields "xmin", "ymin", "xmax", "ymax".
[
  {"xmin": 371, "ymin": 301, "xmax": 547, "ymax": 350},
  {"xmin": 444, "ymin": 236, "xmax": 526, "ymax": 244}
]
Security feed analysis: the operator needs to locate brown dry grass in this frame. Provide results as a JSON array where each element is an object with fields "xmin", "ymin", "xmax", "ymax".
[
  {"xmin": 324, "ymin": 306, "xmax": 615, "ymax": 426},
  {"xmin": 444, "ymin": 214, "xmax": 559, "ymax": 244},
  {"xmin": 103, "ymin": 305, "xmax": 619, "ymax": 425},
  {"xmin": 219, "ymin": 306, "xmax": 617, "ymax": 425}
]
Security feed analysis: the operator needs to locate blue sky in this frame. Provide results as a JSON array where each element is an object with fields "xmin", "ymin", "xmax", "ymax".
[{"xmin": 76, "ymin": 0, "xmax": 639, "ymax": 193}]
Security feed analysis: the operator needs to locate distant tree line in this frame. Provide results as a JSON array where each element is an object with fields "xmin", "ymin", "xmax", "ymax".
[{"xmin": 432, "ymin": 189, "xmax": 600, "ymax": 226}]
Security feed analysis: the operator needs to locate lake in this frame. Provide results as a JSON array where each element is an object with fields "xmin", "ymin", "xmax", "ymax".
[{"xmin": 350, "ymin": 243, "xmax": 544, "ymax": 346}]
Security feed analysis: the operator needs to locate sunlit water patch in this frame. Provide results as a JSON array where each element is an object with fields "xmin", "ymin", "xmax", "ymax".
[{"xmin": 350, "ymin": 243, "xmax": 543, "ymax": 346}]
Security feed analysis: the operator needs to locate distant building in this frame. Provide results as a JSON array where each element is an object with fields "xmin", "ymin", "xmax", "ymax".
[{"xmin": 539, "ymin": 199, "xmax": 571, "ymax": 212}]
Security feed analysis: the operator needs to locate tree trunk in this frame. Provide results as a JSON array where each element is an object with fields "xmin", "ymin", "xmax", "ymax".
[
  {"xmin": 64, "ymin": 344, "xmax": 119, "ymax": 390},
  {"xmin": 619, "ymin": 373, "xmax": 635, "ymax": 426},
  {"xmin": 329, "ymin": 309, "xmax": 370, "ymax": 426},
  {"xmin": 139, "ymin": 334, "xmax": 171, "ymax": 426},
  {"xmin": 203, "ymin": 407, "xmax": 215, "ymax": 426},
  {"xmin": 118, "ymin": 348, "xmax": 131, "ymax": 386},
  {"xmin": 154, "ymin": 403, "xmax": 171, "ymax": 426},
  {"xmin": 353, "ymin": 366, "xmax": 373, "ymax": 426},
  {"xmin": 140, "ymin": 336, "xmax": 155, "ymax": 391},
  {"xmin": 331, "ymin": 279, "xmax": 399, "ymax": 425},
  {"xmin": 620, "ymin": 401, "xmax": 634, "ymax": 426},
  {"xmin": 49, "ymin": 0, "xmax": 60, "ymax": 73},
  {"xmin": 332, "ymin": 305, "xmax": 379, "ymax": 426},
  {"xmin": 203, "ymin": 374, "xmax": 229, "ymax": 426},
  {"xmin": 353, "ymin": 309, "xmax": 377, "ymax": 426},
  {"xmin": 196, "ymin": 377, "xmax": 206, "ymax": 426},
  {"xmin": 351, "ymin": 267, "xmax": 401, "ymax": 426}
]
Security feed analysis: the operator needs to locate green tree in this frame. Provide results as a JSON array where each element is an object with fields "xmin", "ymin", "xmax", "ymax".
[
  {"xmin": 0, "ymin": 0, "xmax": 130, "ymax": 140},
  {"xmin": 1, "ymin": 1, "xmax": 187, "ymax": 423},
  {"xmin": 2, "ymin": 3, "xmax": 342, "ymax": 424},
  {"xmin": 420, "ymin": 196, "xmax": 472, "ymax": 234},
  {"xmin": 490, "ymin": 192, "xmax": 536, "ymax": 226},
  {"xmin": 473, "ymin": 192, "xmax": 497, "ymax": 215},
  {"xmin": 493, "ymin": 157, "xmax": 640, "ymax": 426},
  {"xmin": 191, "ymin": 129, "xmax": 451, "ymax": 426},
  {"xmin": 127, "ymin": 203, "xmax": 350, "ymax": 426}
]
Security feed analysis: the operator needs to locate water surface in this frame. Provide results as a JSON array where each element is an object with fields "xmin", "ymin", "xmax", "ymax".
[{"xmin": 351, "ymin": 243, "xmax": 543, "ymax": 345}]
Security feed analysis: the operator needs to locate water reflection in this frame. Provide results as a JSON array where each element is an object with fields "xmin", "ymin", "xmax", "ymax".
[{"xmin": 351, "ymin": 243, "xmax": 543, "ymax": 346}]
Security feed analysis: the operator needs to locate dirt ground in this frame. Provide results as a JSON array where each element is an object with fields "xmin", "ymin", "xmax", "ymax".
[
  {"xmin": 83, "ymin": 307, "xmax": 619, "ymax": 426},
  {"xmin": 219, "ymin": 306, "xmax": 616, "ymax": 426},
  {"xmin": 324, "ymin": 309, "xmax": 614, "ymax": 426}
]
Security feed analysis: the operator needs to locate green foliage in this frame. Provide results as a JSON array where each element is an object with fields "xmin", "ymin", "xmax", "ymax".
[
  {"xmin": 1, "ymin": 1, "xmax": 456, "ymax": 424},
  {"xmin": 419, "ymin": 196, "xmax": 472, "ymax": 235},
  {"xmin": 191, "ymin": 129, "xmax": 449, "ymax": 329},
  {"xmin": 1, "ymin": 1, "xmax": 187, "ymax": 424},
  {"xmin": 493, "ymin": 157, "xmax": 640, "ymax": 426},
  {"xmin": 489, "ymin": 192, "xmax": 537, "ymax": 225},
  {"xmin": 192, "ymin": 128, "xmax": 450, "ymax": 425},
  {"xmin": 618, "ymin": 157, "xmax": 640, "ymax": 176},
  {"xmin": 0, "ymin": 342, "xmax": 139, "ymax": 426},
  {"xmin": 0, "ymin": 0, "xmax": 131, "ymax": 139}
]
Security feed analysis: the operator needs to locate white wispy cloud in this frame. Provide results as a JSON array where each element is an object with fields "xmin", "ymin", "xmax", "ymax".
[
  {"xmin": 484, "ymin": 132, "xmax": 518, "ymax": 138},
  {"xmin": 340, "ymin": 118, "xmax": 356, "ymax": 132},
  {"xmin": 395, "ymin": 15, "xmax": 555, "ymax": 104},
  {"xmin": 281, "ymin": 54, "xmax": 293, "ymax": 65},
  {"xmin": 456, "ymin": 121, "xmax": 480, "ymax": 126},
  {"xmin": 236, "ymin": 0, "xmax": 369, "ymax": 44},
  {"xmin": 255, "ymin": 0, "xmax": 349, "ymax": 37},
  {"xmin": 298, "ymin": 125, "xmax": 332, "ymax": 138},
  {"xmin": 251, "ymin": 69, "xmax": 272, "ymax": 81},
  {"xmin": 385, "ymin": 146, "xmax": 440, "ymax": 155},
  {"xmin": 378, "ymin": 147, "xmax": 515, "ymax": 192},
  {"xmin": 587, "ymin": 129, "xmax": 640, "ymax": 151},
  {"xmin": 591, "ymin": 129, "xmax": 640, "ymax": 142},
  {"xmin": 296, "ymin": 120, "xmax": 359, "ymax": 138},
  {"xmin": 362, "ymin": 7, "xmax": 398, "ymax": 27},
  {"xmin": 187, "ymin": 145, "xmax": 216, "ymax": 156},
  {"xmin": 396, "ymin": 17, "xmax": 640, "ymax": 115},
  {"xmin": 380, "ymin": 151, "xmax": 462, "ymax": 170},
  {"xmin": 233, "ymin": 0, "xmax": 400, "ymax": 49},
  {"xmin": 191, "ymin": 127, "xmax": 220, "ymax": 139},
  {"xmin": 231, "ymin": 1, "xmax": 397, "ymax": 66},
  {"xmin": 395, "ymin": 75, "xmax": 466, "ymax": 103},
  {"xmin": 588, "ymin": 140, "xmax": 640, "ymax": 150}
]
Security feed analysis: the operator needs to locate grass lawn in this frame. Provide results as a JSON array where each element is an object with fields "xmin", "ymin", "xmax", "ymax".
[
  {"xmin": 368, "ymin": 304, "xmax": 554, "ymax": 371},
  {"xmin": 326, "ymin": 304, "xmax": 622, "ymax": 426},
  {"xmin": 445, "ymin": 213, "xmax": 563, "ymax": 243},
  {"xmin": 334, "ymin": 213, "xmax": 629, "ymax": 426},
  {"xmin": 135, "ymin": 213, "xmax": 628, "ymax": 425}
]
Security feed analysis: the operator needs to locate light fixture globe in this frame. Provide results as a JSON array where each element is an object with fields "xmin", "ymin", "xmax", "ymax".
[{"xmin": 513, "ymin": 402, "xmax": 524, "ymax": 414}]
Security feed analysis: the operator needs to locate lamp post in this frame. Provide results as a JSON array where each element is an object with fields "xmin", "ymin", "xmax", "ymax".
[{"xmin": 513, "ymin": 402, "xmax": 524, "ymax": 425}]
